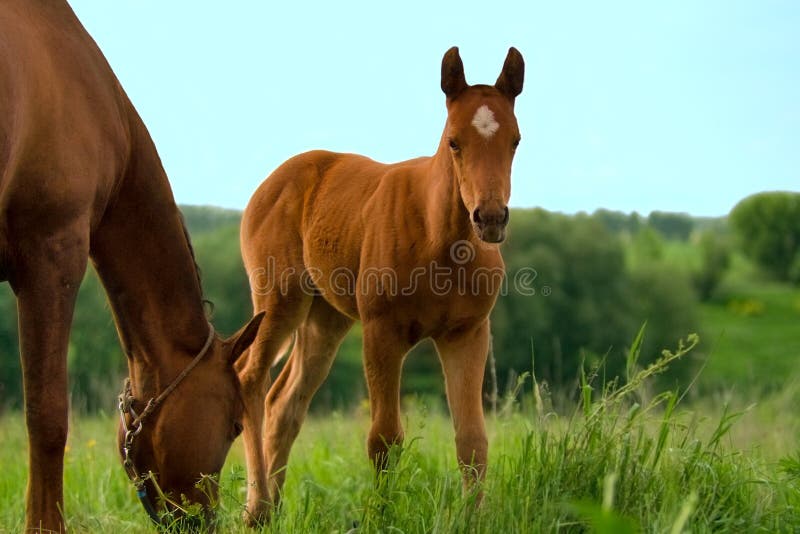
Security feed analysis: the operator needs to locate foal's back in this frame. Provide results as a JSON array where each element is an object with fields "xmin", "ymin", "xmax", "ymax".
[{"xmin": 242, "ymin": 149, "xmax": 440, "ymax": 315}]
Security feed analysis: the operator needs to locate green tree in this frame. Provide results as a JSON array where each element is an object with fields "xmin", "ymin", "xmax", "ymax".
[
  {"xmin": 730, "ymin": 192, "xmax": 800, "ymax": 283},
  {"xmin": 68, "ymin": 269, "xmax": 125, "ymax": 412},
  {"xmin": 0, "ymin": 285, "xmax": 20, "ymax": 410},
  {"xmin": 491, "ymin": 209, "xmax": 699, "ymax": 392},
  {"xmin": 692, "ymin": 230, "xmax": 732, "ymax": 301},
  {"xmin": 648, "ymin": 211, "xmax": 693, "ymax": 241},
  {"xmin": 192, "ymin": 223, "xmax": 252, "ymax": 336},
  {"xmin": 593, "ymin": 209, "xmax": 642, "ymax": 235}
]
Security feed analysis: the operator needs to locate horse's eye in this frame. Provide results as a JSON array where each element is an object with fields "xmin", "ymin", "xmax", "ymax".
[
  {"xmin": 233, "ymin": 421, "xmax": 244, "ymax": 438},
  {"xmin": 512, "ymin": 137, "xmax": 521, "ymax": 150},
  {"xmin": 448, "ymin": 139, "xmax": 460, "ymax": 151}
]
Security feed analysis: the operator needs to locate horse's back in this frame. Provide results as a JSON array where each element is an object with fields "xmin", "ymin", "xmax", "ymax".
[{"xmin": 0, "ymin": 0, "xmax": 130, "ymax": 238}]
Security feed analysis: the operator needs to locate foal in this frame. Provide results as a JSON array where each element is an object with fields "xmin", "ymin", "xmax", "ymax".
[{"xmin": 238, "ymin": 46, "xmax": 524, "ymax": 522}]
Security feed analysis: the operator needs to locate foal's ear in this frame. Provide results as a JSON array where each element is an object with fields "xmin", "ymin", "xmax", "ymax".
[
  {"xmin": 495, "ymin": 47, "xmax": 524, "ymax": 101},
  {"xmin": 226, "ymin": 312, "xmax": 265, "ymax": 365},
  {"xmin": 441, "ymin": 46, "xmax": 468, "ymax": 100}
]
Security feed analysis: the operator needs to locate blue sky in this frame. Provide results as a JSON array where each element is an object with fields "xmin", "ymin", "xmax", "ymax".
[{"xmin": 70, "ymin": 1, "xmax": 798, "ymax": 216}]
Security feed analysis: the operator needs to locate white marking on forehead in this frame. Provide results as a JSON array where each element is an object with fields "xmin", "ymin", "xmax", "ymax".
[{"xmin": 471, "ymin": 105, "xmax": 500, "ymax": 139}]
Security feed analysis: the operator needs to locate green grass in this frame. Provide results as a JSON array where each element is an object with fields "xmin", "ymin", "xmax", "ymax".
[
  {"xmin": 1, "ymin": 336, "xmax": 798, "ymax": 533},
  {"xmin": 627, "ymin": 236, "xmax": 800, "ymax": 391},
  {"xmin": 696, "ymin": 256, "xmax": 800, "ymax": 390}
]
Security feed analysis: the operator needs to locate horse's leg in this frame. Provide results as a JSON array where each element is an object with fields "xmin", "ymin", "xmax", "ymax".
[
  {"xmin": 10, "ymin": 227, "xmax": 88, "ymax": 532},
  {"xmin": 362, "ymin": 321, "xmax": 411, "ymax": 471},
  {"xmin": 263, "ymin": 297, "xmax": 353, "ymax": 504},
  {"xmin": 433, "ymin": 319, "xmax": 490, "ymax": 494},
  {"xmin": 235, "ymin": 288, "xmax": 311, "ymax": 526}
]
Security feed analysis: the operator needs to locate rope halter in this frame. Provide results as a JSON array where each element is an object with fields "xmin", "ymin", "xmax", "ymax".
[{"xmin": 117, "ymin": 324, "xmax": 216, "ymax": 525}]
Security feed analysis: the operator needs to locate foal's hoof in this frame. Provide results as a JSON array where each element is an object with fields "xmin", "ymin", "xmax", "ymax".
[{"xmin": 242, "ymin": 507, "xmax": 271, "ymax": 529}]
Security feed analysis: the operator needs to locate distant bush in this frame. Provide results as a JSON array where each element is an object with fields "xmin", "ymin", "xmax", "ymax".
[
  {"xmin": 492, "ymin": 209, "xmax": 698, "ymax": 390},
  {"xmin": 629, "ymin": 226, "xmax": 665, "ymax": 266},
  {"xmin": 730, "ymin": 191, "xmax": 800, "ymax": 283},
  {"xmin": 648, "ymin": 211, "xmax": 693, "ymax": 241},
  {"xmin": 192, "ymin": 224, "xmax": 251, "ymax": 336},
  {"xmin": 692, "ymin": 230, "xmax": 732, "ymax": 301},
  {"xmin": 493, "ymin": 210, "xmax": 633, "ymax": 386},
  {"xmin": 593, "ymin": 209, "xmax": 643, "ymax": 235},
  {"xmin": 627, "ymin": 262, "xmax": 700, "ymax": 364},
  {"xmin": 68, "ymin": 270, "xmax": 126, "ymax": 411},
  {"xmin": 0, "ymin": 285, "xmax": 20, "ymax": 410},
  {"xmin": 181, "ymin": 205, "xmax": 242, "ymax": 235}
]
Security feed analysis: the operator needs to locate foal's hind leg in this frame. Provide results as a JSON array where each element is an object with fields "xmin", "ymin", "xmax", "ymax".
[
  {"xmin": 263, "ymin": 297, "xmax": 353, "ymax": 505},
  {"xmin": 10, "ymin": 225, "xmax": 88, "ymax": 532}
]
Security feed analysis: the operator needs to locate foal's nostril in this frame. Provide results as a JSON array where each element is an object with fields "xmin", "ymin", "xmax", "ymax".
[
  {"xmin": 472, "ymin": 208, "xmax": 482, "ymax": 224},
  {"xmin": 473, "ymin": 206, "xmax": 509, "ymax": 227}
]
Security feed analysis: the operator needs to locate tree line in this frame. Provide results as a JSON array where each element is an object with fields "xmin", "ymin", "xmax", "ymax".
[{"xmin": 1, "ymin": 192, "xmax": 797, "ymax": 412}]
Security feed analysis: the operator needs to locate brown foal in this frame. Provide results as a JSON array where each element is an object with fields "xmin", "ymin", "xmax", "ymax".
[
  {"xmin": 0, "ymin": 1, "xmax": 263, "ymax": 530},
  {"xmin": 238, "ymin": 46, "xmax": 524, "ymax": 523}
]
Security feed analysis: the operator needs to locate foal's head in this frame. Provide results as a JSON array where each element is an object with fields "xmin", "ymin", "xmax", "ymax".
[
  {"xmin": 441, "ymin": 47, "xmax": 524, "ymax": 243},
  {"xmin": 117, "ymin": 315, "xmax": 263, "ymax": 524}
]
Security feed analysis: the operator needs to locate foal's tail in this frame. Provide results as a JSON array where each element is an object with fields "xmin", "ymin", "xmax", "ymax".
[{"xmin": 272, "ymin": 331, "xmax": 297, "ymax": 368}]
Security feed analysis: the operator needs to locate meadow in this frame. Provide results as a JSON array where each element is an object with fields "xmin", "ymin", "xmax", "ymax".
[
  {"xmin": 2, "ymin": 204, "xmax": 799, "ymax": 532},
  {"xmin": 1, "ymin": 333, "xmax": 798, "ymax": 533}
]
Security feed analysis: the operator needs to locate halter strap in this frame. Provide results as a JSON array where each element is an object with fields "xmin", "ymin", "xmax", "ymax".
[
  {"xmin": 126, "ymin": 324, "xmax": 216, "ymax": 429},
  {"xmin": 117, "ymin": 323, "xmax": 216, "ymax": 525}
]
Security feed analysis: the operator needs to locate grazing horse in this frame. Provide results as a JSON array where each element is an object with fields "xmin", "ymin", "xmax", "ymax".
[
  {"xmin": 0, "ymin": 1, "xmax": 263, "ymax": 530},
  {"xmin": 238, "ymin": 46, "xmax": 524, "ymax": 522}
]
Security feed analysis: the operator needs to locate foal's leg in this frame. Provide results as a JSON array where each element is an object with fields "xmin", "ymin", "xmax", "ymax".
[
  {"xmin": 263, "ymin": 297, "xmax": 353, "ymax": 504},
  {"xmin": 362, "ymin": 321, "xmax": 412, "ymax": 471},
  {"xmin": 433, "ymin": 320, "xmax": 490, "ymax": 493},
  {"xmin": 236, "ymin": 288, "xmax": 311, "ymax": 526},
  {"xmin": 11, "ymin": 227, "xmax": 88, "ymax": 532}
]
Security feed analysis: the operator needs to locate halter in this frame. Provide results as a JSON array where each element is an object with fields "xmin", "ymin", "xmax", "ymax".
[{"xmin": 117, "ymin": 324, "xmax": 216, "ymax": 526}]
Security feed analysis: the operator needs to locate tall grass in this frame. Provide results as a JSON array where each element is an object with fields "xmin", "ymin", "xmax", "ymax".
[{"xmin": 1, "ymin": 333, "xmax": 798, "ymax": 532}]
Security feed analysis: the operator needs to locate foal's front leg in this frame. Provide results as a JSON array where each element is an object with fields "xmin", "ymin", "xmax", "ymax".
[
  {"xmin": 434, "ymin": 320, "xmax": 490, "ymax": 492},
  {"xmin": 362, "ymin": 321, "xmax": 412, "ymax": 471}
]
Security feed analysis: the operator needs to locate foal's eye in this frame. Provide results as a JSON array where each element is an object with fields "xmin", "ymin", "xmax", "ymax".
[
  {"xmin": 233, "ymin": 421, "xmax": 244, "ymax": 438},
  {"xmin": 512, "ymin": 137, "xmax": 521, "ymax": 150},
  {"xmin": 448, "ymin": 139, "xmax": 460, "ymax": 151}
]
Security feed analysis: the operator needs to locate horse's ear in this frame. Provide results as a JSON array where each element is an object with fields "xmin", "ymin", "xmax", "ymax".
[
  {"xmin": 226, "ymin": 311, "xmax": 265, "ymax": 365},
  {"xmin": 441, "ymin": 46, "xmax": 468, "ymax": 100},
  {"xmin": 495, "ymin": 47, "xmax": 524, "ymax": 101}
]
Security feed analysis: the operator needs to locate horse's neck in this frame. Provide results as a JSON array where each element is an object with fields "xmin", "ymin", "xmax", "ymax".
[{"xmin": 90, "ymin": 112, "xmax": 208, "ymax": 387}]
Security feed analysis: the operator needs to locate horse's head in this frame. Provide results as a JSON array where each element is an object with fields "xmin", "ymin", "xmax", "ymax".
[
  {"xmin": 117, "ymin": 313, "xmax": 264, "ymax": 526},
  {"xmin": 441, "ymin": 46, "xmax": 524, "ymax": 243}
]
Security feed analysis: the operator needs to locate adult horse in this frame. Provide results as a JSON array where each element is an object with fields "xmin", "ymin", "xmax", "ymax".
[
  {"xmin": 0, "ymin": 1, "xmax": 263, "ymax": 530},
  {"xmin": 238, "ymin": 46, "xmax": 524, "ymax": 522}
]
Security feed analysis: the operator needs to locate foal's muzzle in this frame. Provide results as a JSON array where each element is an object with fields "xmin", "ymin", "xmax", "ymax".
[{"xmin": 472, "ymin": 205, "xmax": 509, "ymax": 243}]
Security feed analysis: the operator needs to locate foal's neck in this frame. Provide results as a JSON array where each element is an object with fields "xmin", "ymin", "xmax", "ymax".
[{"xmin": 425, "ymin": 136, "xmax": 474, "ymax": 245}]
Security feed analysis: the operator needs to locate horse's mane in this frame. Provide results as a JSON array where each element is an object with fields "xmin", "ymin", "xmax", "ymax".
[{"xmin": 178, "ymin": 212, "xmax": 214, "ymax": 317}]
